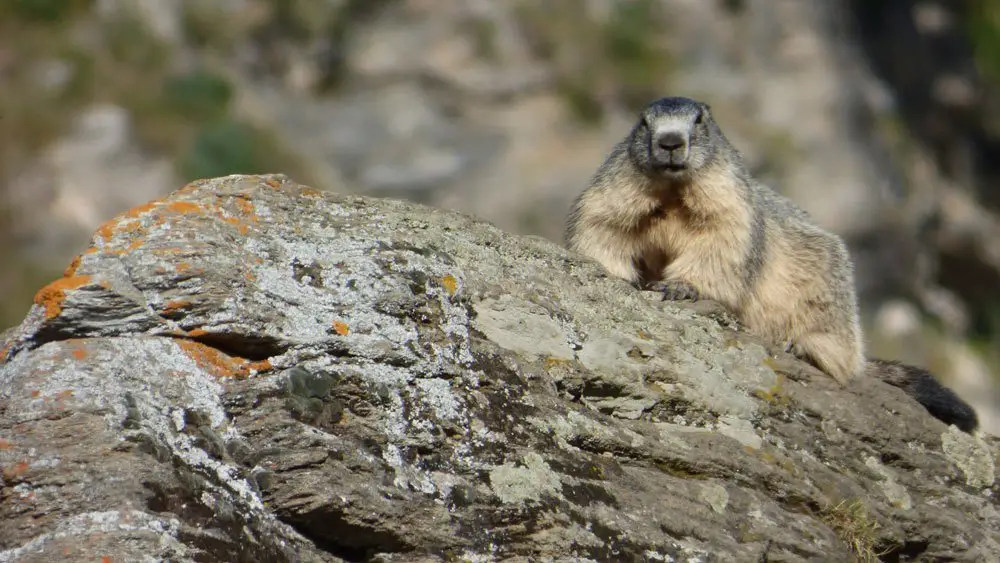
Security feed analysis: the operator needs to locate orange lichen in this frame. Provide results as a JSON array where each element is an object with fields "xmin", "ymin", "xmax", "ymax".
[
  {"xmin": 162, "ymin": 299, "xmax": 192, "ymax": 315},
  {"xmin": 265, "ymin": 177, "xmax": 282, "ymax": 189},
  {"xmin": 186, "ymin": 328, "xmax": 208, "ymax": 338},
  {"xmin": 234, "ymin": 198, "xmax": 256, "ymax": 216},
  {"xmin": 299, "ymin": 187, "xmax": 323, "ymax": 198},
  {"xmin": 249, "ymin": 359, "xmax": 272, "ymax": 374},
  {"xmin": 30, "ymin": 390, "xmax": 40, "ymax": 398},
  {"xmin": 71, "ymin": 348, "xmax": 87, "ymax": 361},
  {"xmin": 101, "ymin": 557, "xmax": 113, "ymax": 563},
  {"xmin": 440, "ymin": 274, "xmax": 458, "ymax": 296},
  {"xmin": 177, "ymin": 340, "xmax": 240, "ymax": 379},
  {"xmin": 333, "ymin": 321, "xmax": 350, "ymax": 336},
  {"xmin": 33, "ymin": 275, "xmax": 93, "ymax": 320},
  {"xmin": 63, "ymin": 255, "xmax": 82, "ymax": 277},
  {"xmin": 95, "ymin": 219, "xmax": 120, "ymax": 243},
  {"xmin": 123, "ymin": 201, "xmax": 163, "ymax": 219},
  {"xmin": 176, "ymin": 340, "xmax": 272, "ymax": 379},
  {"xmin": 0, "ymin": 439, "xmax": 13, "ymax": 450},
  {"xmin": 94, "ymin": 201, "xmax": 163, "ymax": 243},
  {"xmin": 161, "ymin": 201, "xmax": 204, "ymax": 215},
  {"xmin": 222, "ymin": 216, "xmax": 252, "ymax": 235},
  {"xmin": 2, "ymin": 461, "xmax": 29, "ymax": 480}
]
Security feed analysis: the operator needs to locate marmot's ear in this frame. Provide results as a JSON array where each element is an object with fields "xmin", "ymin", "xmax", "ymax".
[{"xmin": 699, "ymin": 102, "xmax": 712, "ymax": 118}]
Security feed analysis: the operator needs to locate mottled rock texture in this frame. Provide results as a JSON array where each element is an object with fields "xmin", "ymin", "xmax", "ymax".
[{"xmin": 1, "ymin": 174, "xmax": 998, "ymax": 562}]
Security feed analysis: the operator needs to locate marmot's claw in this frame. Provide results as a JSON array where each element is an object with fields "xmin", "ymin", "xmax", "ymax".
[{"xmin": 648, "ymin": 280, "xmax": 700, "ymax": 302}]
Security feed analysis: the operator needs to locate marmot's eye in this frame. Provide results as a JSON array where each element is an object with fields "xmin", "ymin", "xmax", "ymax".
[{"xmin": 694, "ymin": 112, "xmax": 704, "ymax": 125}]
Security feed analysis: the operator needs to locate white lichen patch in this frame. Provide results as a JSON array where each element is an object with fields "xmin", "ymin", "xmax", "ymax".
[
  {"xmin": 383, "ymin": 444, "xmax": 437, "ymax": 494},
  {"xmin": 415, "ymin": 378, "xmax": 462, "ymax": 420},
  {"xmin": 472, "ymin": 295, "xmax": 575, "ymax": 361},
  {"xmin": 489, "ymin": 452, "xmax": 562, "ymax": 504},
  {"xmin": 700, "ymin": 482, "xmax": 730, "ymax": 514},
  {"xmin": 941, "ymin": 426, "xmax": 996, "ymax": 488},
  {"xmin": 0, "ymin": 509, "xmax": 185, "ymax": 562},
  {"xmin": 863, "ymin": 455, "xmax": 912, "ymax": 510},
  {"xmin": 715, "ymin": 415, "xmax": 763, "ymax": 450}
]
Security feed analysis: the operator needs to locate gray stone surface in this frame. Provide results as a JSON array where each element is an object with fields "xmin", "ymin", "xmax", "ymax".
[{"xmin": 1, "ymin": 174, "xmax": 998, "ymax": 562}]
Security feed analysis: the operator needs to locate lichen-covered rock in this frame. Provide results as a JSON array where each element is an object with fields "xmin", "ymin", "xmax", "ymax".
[{"xmin": 1, "ymin": 174, "xmax": 998, "ymax": 562}]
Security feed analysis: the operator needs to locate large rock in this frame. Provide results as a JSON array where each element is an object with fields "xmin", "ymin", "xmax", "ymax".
[{"xmin": 1, "ymin": 174, "xmax": 997, "ymax": 562}]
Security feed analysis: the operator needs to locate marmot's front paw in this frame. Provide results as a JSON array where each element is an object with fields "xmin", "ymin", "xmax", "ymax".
[{"xmin": 648, "ymin": 280, "xmax": 700, "ymax": 302}]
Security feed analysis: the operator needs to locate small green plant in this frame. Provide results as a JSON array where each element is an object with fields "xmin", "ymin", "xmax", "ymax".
[
  {"xmin": 163, "ymin": 71, "xmax": 233, "ymax": 120},
  {"xmin": 5, "ymin": 0, "xmax": 84, "ymax": 22},
  {"xmin": 180, "ymin": 119, "xmax": 275, "ymax": 181},
  {"xmin": 821, "ymin": 499, "xmax": 885, "ymax": 563},
  {"xmin": 967, "ymin": 0, "xmax": 1000, "ymax": 86}
]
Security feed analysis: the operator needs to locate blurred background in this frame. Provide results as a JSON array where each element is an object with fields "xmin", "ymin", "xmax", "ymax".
[{"xmin": 2, "ymin": 0, "xmax": 1000, "ymax": 434}]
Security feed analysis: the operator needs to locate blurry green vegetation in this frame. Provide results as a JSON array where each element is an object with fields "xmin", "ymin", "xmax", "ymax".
[
  {"xmin": 180, "ymin": 119, "xmax": 295, "ymax": 181},
  {"xmin": 2, "ymin": 0, "xmax": 88, "ymax": 22},
  {"xmin": 514, "ymin": 0, "xmax": 674, "ymax": 123},
  {"xmin": 967, "ymin": 0, "xmax": 1000, "ymax": 87}
]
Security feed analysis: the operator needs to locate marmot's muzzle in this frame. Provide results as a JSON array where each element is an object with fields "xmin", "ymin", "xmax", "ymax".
[{"xmin": 650, "ymin": 130, "xmax": 690, "ymax": 169}]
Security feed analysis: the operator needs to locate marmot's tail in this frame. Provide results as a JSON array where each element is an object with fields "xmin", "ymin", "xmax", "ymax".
[{"xmin": 867, "ymin": 359, "xmax": 979, "ymax": 433}]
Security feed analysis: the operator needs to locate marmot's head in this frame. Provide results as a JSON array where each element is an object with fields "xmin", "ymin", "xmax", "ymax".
[{"xmin": 626, "ymin": 96, "xmax": 728, "ymax": 183}]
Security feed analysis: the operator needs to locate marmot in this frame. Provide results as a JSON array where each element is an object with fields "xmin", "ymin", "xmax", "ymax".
[{"xmin": 566, "ymin": 96, "xmax": 978, "ymax": 433}]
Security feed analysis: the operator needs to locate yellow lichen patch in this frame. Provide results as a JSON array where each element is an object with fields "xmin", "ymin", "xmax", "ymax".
[
  {"xmin": 544, "ymin": 357, "xmax": 572, "ymax": 369},
  {"xmin": 265, "ymin": 177, "xmax": 283, "ymax": 189},
  {"xmin": 333, "ymin": 321, "xmax": 350, "ymax": 336},
  {"xmin": 636, "ymin": 329, "xmax": 653, "ymax": 340},
  {"xmin": 441, "ymin": 274, "xmax": 458, "ymax": 296},
  {"xmin": 33, "ymin": 275, "xmax": 94, "ymax": 320},
  {"xmin": 299, "ymin": 187, "xmax": 323, "ymax": 198},
  {"xmin": 176, "ymin": 262, "xmax": 192, "ymax": 274},
  {"xmin": 752, "ymin": 373, "xmax": 790, "ymax": 407}
]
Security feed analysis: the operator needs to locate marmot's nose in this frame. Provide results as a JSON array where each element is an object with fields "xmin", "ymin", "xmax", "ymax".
[
  {"xmin": 651, "ymin": 130, "xmax": 689, "ymax": 167},
  {"xmin": 656, "ymin": 132, "xmax": 686, "ymax": 152}
]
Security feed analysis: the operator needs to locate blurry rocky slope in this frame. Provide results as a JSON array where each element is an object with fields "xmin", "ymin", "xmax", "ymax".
[{"xmin": 1, "ymin": 0, "xmax": 999, "ymax": 430}]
